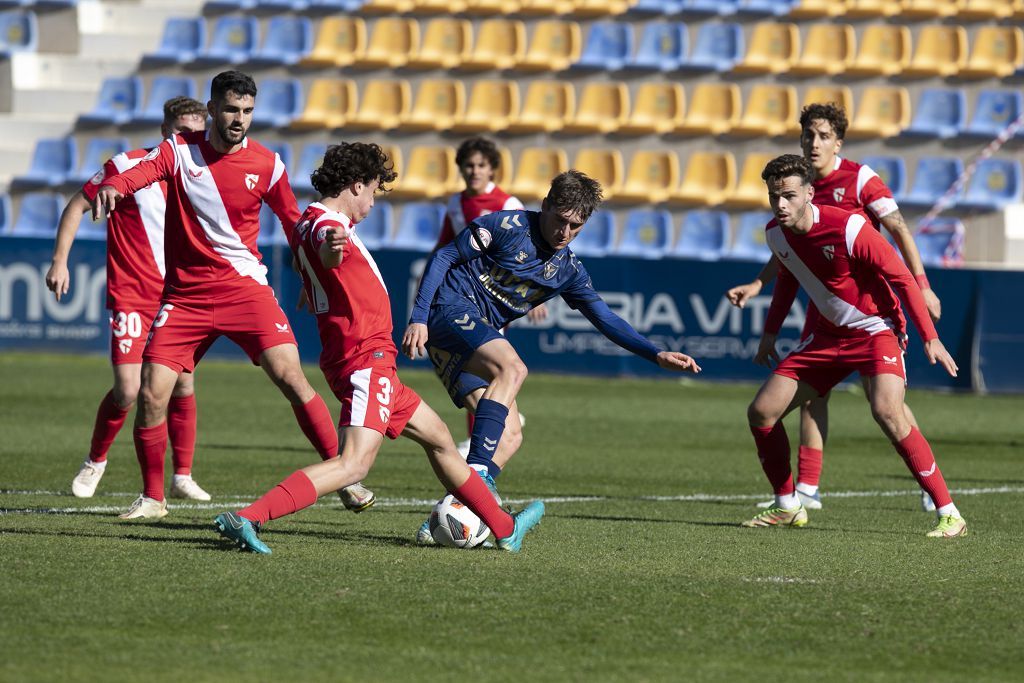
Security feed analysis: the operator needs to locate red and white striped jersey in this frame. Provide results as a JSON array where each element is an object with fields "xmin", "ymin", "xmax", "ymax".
[
  {"xmin": 289, "ymin": 202, "xmax": 396, "ymax": 372},
  {"xmin": 102, "ymin": 131, "xmax": 300, "ymax": 299},
  {"xmin": 763, "ymin": 204, "xmax": 937, "ymax": 343},
  {"xmin": 813, "ymin": 156, "xmax": 899, "ymax": 231},
  {"xmin": 434, "ymin": 182, "xmax": 523, "ymax": 249},
  {"xmin": 82, "ymin": 148, "xmax": 167, "ymax": 308}
]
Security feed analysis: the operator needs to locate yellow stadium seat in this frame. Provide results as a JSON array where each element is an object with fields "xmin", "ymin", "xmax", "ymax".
[
  {"xmin": 299, "ymin": 17, "xmax": 366, "ymax": 68},
  {"xmin": 562, "ymin": 82, "xmax": 630, "ymax": 135},
  {"xmin": 510, "ymin": 147, "xmax": 569, "ymax": 201},
  {"xmin": 1014, "ymin": 0, "xmax": 1024, "ymax": 20},
  {"xmin": 900, "ymin": 0, "xmax": 960, "ymax": 19},
  {"xmin": 403, "ymin": 79, "xmax": 466, "ymax": 132},
  {"xmin": 845, "ymin": 0, "xmax": 901, "ymax": 16},
  {"xmin": 357, "ymin": 18, "xmax": 419, "ymax": 69},
  {"xmin": 789, "ymin": 0, "xmax": 850, "ymax": 17},
  {"xmin": 290, "ymin": 79, "xmax": 357, "ymax": 131},
  {"xmin": 463, "ymin": 0, "xmax": 522, "ymax": 14},
  {"xmin": 956, "ymin": 0, "xmax": 1012, "ymax": 18},
  {"xmin": 724, "ymin": 153, "xmax": 775, "ymax": 209},
  {"xmin": 572, "ymin": 149, "xmax": 624, "ymax": 200},
  {"xmin": 379, "ymin": 144, "xmax": 403, "ymax": 196},
  {"xmin": 616, "ymin": 151, "xmax": 680, "ymax": 204},
  {"xmin": 517, "ymin": 0, "xmax": 574, "ymax": 14},
  {"xmin": 390, "ymin": 146, "xmax": 458, "ymax": 199},
  {"xmin": 802, "ymin": 86, "xmax": 854, "ymax": 115},
  {"xmin": 406, "ymin": 18, "xmax": 472, "ymax": 70},
  {"xmin": 901, "ymin": 25, "xmax": 967, "ymax": 78},
  {"xmin": 518, "ymin": 20, "xmax": 581, "ymax": 72},
  {"xmin": 847, "ymin": 86, "xmax": 910, "ymax": 139},
  {"xmin": 669, "ymin": 152, "xmax": 737, "ymax": 207},
  {"xmin": 361, "ymin": 0, "xmax": 414, "ymax": 13},
  {"xmin": 790, "ymin": 23, "xmax": 856, "ymax": 76},
  {"xmin": 618, "ymin": 83, "xmax": 685, "ymax": 136},
  {"xmin": 506, "ymin": 80, "xmax": 574, "ymax": 133},
  {"xmin": 847, "ymin": 24, "xmax": 911, "ymax": 77},
  {"xmin": 458, "ymin": 19, "xmax": 526, "ymax": 71},
  {"xmin": 732, "ymin": 84, "xmax": 799, "ymax": 138},
  {"xmin": 495, "ymin": 147, "xmax": 514, "ymax": 186},
  {"xmin": 674, "ymin": 83, "xmax": 741, "ymax": 136},
  {"xmin": 347, "ymin": 80, "xmax": 412, "ymax": 131},
  {"xmin": 960, "ymin": 26, "xmax": 1024, "ymax": 79},
  {"xmin": 733, "ymin": 22, "xmax": 800, "ymax": 75},
  {"xmin": 571, "ymin": 0, "xmax": 630, "ymax": 17},
  {"xmin": 453, "ymin": 80, "xmax": 520, "ymax": 133},
  {"xmin": 412, "ymin": 0, "xmax": 469, "ymax": 13}
]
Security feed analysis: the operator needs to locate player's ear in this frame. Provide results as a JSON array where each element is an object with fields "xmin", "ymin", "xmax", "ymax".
[
  {"xmin": 834, "ymin": 136, "xmax": 843, "ymax": 154},
  {"xmin": 206, "ymin": 100, "xmax": 215, "ymax": 119}
]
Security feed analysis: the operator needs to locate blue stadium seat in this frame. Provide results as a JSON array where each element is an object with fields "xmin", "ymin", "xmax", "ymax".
[
  {"xmin": 572, "ymin": 21, "xmax": 633, "ymax": 71},
  {"xmin": 627, "ymin": 0, "xmax": 682, "ymax": 14},
  {"xmin": 672, "ymin": 210, "xmax": 729, "ymax": 260},
  {"xmin": 13, "ymin": 137, "xmax": 78, "ymax": 189},
  {"xmin": 957, "ymin": 158, "xmax": 1023, "ymax": 211},
  {"xmin": 617, "ymin": 209, "xmax": 672, "ymax": 258},
  {"xmin": 12, "ymin": 192, "xmax": 63, "ymax": 237},
  {"xmin": 77, "ymin": 214, "xmax": 107, "ymax": 241},
  {"xmin": 727, "ymin": 211, "xmax": 773, "ymax": 261},
  {"xmin": 194, "ymin": 15, "xmax": 258, "ymax": 66},
  {"xmin": 78, "ymin": 76, "xmax": 143, "ymax": 126},
  {"xmin": 390, "ymin": 202, "xmax": 445, "ymax": 252},
  {"xmin": 680, "ymin": 0, "xmax": 737, "ymax": 15},
  {"xmin": 627, "ymin": 22, "xmax": 687, "ymax": 72},
  {"xmin": 915, "ymin": 218, "xmax": 964, "ymax": 267},
  {"xmin": 257, "ymin": 202, "xmax": 289, "ymax": 246},
  {"xmin": 353, "ymin": 201, "xmax": 392, "ymax": 250},
  {"xmin": 292, "ymin": 143, "xmax": 328, "ymax": 195},
  {"xmin": 735, "ymin": 0, "xmax": 793, "ymax": 16},
  {"xmin": 250, "ymin": 16, "xmax": 312, "ymax": 67},
  {"xmin": 680, "ymin": 22, "xmax": 743, "ymax": 72},
  {"xmin": 902, "ymin": 88, "xmax": 966, "ymax": 140},
  {"xmin": 572, "ymin": 209, "xmax": 616, "ymax": 257},
  {"xmin": 902, "ymin": 157, "xmax": 963, "ymax": 210},
  {"xmin": 71, "ymin": 137, "xmax": 130, "ymax": 185},
  {"xmin": 142, "ymin": 17, "xmax": 205, "ymax": 66},
  {"xmin": 205, "ymin": 1, "xmax": 310, "ymax": 11},
  {"xmin": 0, "ymin": 10, "xmax": 37, "ymax": 55},
  {"xmin": 964, "ymin": 89, "xmax": 1024, "ymax": 139},
  {"xmin": 0, "ymin": 194, "xmax": 12, "ymax": 235},
  {"xmin": 307, "ymin": 0, "xmax": 364, "ymax": 10},
  {"xmin": 860, "ymin": 155, "xmax": 907, "ymax": 200},
  {"xmin": 132, "ymin": 77, "xmax": 198, "ymax": 126},
  {"xmin": 261, "ymin": 141, "xmax": 293, "ymax": 175},
  {"xmin": 250, "ymin": 78, "xmax": 302, "ymax": 128}
]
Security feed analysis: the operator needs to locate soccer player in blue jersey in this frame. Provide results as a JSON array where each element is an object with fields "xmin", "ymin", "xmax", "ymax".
[{"xmin": 403, "ymin": 170, "xmax": 702, "ymax": 542}]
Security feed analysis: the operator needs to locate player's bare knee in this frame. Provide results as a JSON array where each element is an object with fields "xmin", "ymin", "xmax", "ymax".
[
  {"xmin": 112, "ymin": 381, "xmax": 140, "ymax": 409},
  {"xmin": 501, "ymin": 359, "xmax": 528, "ymax": 391},
  {"xmin": 747, "ymin": 400, "xmax": 774, "ymax": 427},
  {"xmin": 870, "ymin": 401, "xmax": 903, "ymax": 434},
  {"xmin": 171, "ymin": 374, "xmax": 195, "ymax": 398}
]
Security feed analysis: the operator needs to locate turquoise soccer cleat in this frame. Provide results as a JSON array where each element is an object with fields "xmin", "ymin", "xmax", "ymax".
[
  {"xmin": 214, "ymin": 512, "xmax": 272, "ymax": 555},
  {"xmin": 497, "ymin": 500, "xmax": 545, "ymax": 553}
]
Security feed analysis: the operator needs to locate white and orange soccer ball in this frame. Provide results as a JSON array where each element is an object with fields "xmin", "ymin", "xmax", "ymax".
[{"xmin": 429, "ymin": 494, "xmax": 490, "ymax": 548}]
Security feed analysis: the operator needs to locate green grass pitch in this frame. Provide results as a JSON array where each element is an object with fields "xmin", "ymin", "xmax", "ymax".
[{"xmin": 1, "ymin": 352, "xmax": 1022, "ymax": 682}]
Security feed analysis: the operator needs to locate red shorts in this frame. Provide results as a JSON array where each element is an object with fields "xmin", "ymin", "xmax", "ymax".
[
  {"xmin": 774, "ymin": 331, "xmax": 907, "ymax": 397},
  {"xmin": 142, "ymin": 290, "xmax": 297, "ymax": 374},
  {"xmin": 109, "ymin": 304, "xmax": 158, "ymax": 365},
  {"xmin": 324, "ymin": 358, "xmax": 421, "ymax": 439}
]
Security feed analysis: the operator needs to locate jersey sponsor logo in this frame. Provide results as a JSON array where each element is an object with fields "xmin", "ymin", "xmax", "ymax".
[
  {"xmin": 515, "ymin": 250, "xmax": 529, "ymax": 263},
  {"xmin": 118, "ymin": 338, "xmax": 133, "ymax": 354},
  {"xmin": 833, "ymin": 187, "xmax": 846, "ymax": 203},
  {"xmin": 499, "ymin": 214, "xmax": 522, "ymax": 230},
  {"xmin": 542, "ymin": 261, "xmax": 559, "ymax": 280},
  {"xmin": 245, "ymin": 173, "xmax": 260, "ymax": 191},
  {"xmin": 275, "ymin": 322, "xmax": 290, "ymax": 333},
  {"xmin": 470, "ymin": 228, "xmax": 492, "ymax": 251},
  {"xmin": 822, "ymin": 244, "xmax": 835, "ymax": 262},
  {"xmin": 89, "ymin": 169, "xmax": 106, "ymax": 185},
  {"xmin": 143, "ymin": 147, "xmax": 161, "ymax": 161}
]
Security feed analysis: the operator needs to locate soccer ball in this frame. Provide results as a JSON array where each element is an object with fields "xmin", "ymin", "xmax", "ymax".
[{"xmin": 429, "ymin": 494, "xmax": 490, "ymax": 548}]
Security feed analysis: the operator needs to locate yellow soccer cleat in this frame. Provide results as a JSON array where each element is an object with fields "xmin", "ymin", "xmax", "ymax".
[
  {"xmin": 741, "ymin": 505, "xmax": 808, "ymax": 528},
  {"xmin": 926, "ymin": 514, "xmax": 967, "ymax": 538}
]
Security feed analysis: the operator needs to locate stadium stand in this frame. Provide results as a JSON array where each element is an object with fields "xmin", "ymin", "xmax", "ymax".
[
  {"xmin": 77, "ymin": 76, "xmax": 142, "ymax": 127},
  {"xmin": 915, "ymin": 217, "xmax": 965, "ymax": 267},
  {"xmin": 847, "ymin": 86, "xmax": 910, "ymax": 139},
  {"xmin": 358, "ymin": 17, "xmax": 417, "ymax": 68},
  {"xmin": 132, "ymin": 76, "xmax": 197, "ymax": 126},
  {"xmin": 142, "ymin": 17, "xmax": 204, "ymax": 66},
  {"xmin": 902, "ymin": 88, "xmax": 967, "ymax": 140},
  {"xmin": 790, "ymin": 22, "xmax": 855, "ymax": 76},
  {"xmin": 403, "ymin": 79, "xmax": 465, "ymax": 132},
  {"xmin": 453, "ymin": 79, "xmax": 519, "ymax": 133},
  {"xmin": 670, "ymin": 152, "xmax": 736, "ymax": 207},
  {"xmin": 71, "ymin": 137, "xmax": 129, "ymax": 185},
  {"xmin": 507, "ymin": 80, "xmax": 574, "ymax": 133},
  {"xmin": 571, "ymin": 209, "xmax": 616, "ymax": 257},
  {"xmin": 680, "ymin": 21, "xmax": 742, "ymax": 72},
  {"xmin": 847, "ymin": 24, "xmax": 911, "ymax": 77},
  {"xmin": 572, "ymin": 20, "xmax": 632, "ymax": 70},
  {"xmin": 727, "ymin": 210, "xmax": 774, "ymax": 261},
  {"xmin": 346, "ymin": 79, "xmax": 410, "ymax": 130},
  {"xmin": 672, "ymin": 210, "xmax": 729, "ymax": 260},
  {"xmin": 13, "ymin": 137, "xmax": 76, "ymax": 189},
  {"xmin": 389, "ymin": 146, "xmax": 458, "ymax": 199},
  {"xmin": 249, "ymin": 78, "xmax": 301, "ymax": 128},
  {"xmin": 299, "ymin": 16, "xmax": 365, "ymax": 68},
  {"xmin": 352, "ymin": 200, "xmax": 392, "ymax": 250},
  {"xmin": 562, "ymin": 81, "xmax": 629, "ymax": 134},
  {"xmin": 193, "ymin": 15, "xmax": 258, "ymax": 66},
  {"xmin": 249, "ymin": 15, "xmax": 312, "ymax": 67},
  {"xmin": 617, "ymin": 150, "xmax": 680, "ymax": 204},
  {"xmin": 518, "ymin": 19, "xmax": 581, "ymax": 71},
  {"xmin": 390, "ymin": 202, "xmax": 445, "ymax": 251},
  {"xmin": 731, "ymin": 84, "xmax": 799, "ymax": 137},
  {"xmin": 617, "ymin": 208, "xmax": 672, "ymax": 259},
  {"xmin": 964, "ymin": 89, "xmax": 1024, "ymax": 139},
  {"xmin": 902, "ymin": 24, "xmax": 967, "ymax": 78},
  {"xmin": 617, "ymin": 82, "xmax": 685, "ymax": 135},
  {"xmin": 674, "ymin": 83, "xmax": 740, "ymax": 136},
  {"xmin": 459, "ymin": 18, "xmax": 525, "ymax": 70},
  {"xmin": 11, "ymin": 192, "xmax": 62, "ymax": 237},
  {"xmin": 291, "ymin": 79, "xmax": 356, "ymax": 131},
  {"xmin": 627, "ymin": 21, "xmax": 687, "ymax": 72},
  {"xmin": 509, "ymin": 147, "xmax": 569, "ymax": 200},
  {"xmin": 732, "ymin": 21, "xmax": 798, "ymax": 74},
  {"xmin": 901, "ymin": 156, "xmax": 964, "ymax": 210},
  {"xmin": 860, "ymin": 155, "xmax": 907, "ymax": 199},
  {"xmin": 735, "ymin": 0, "xmax": 794, "ymax": 17},
  {"xmin": 573, "ymin": 148, "xmax": 624, "ymax": 200},
  {"xmin": 725, "ymin": 153, "xmax": 774, "ymax": 209},
  {"xmin": 959, "ymin": 26, "xmax": 1023, "ymax": 79},
  {"xmin": 406, "ymin": 17, "xmax": 471, "ymax": 70},
  {"xmin": 957, "ymin": 159, "xmax": 1022, "ymax": 211}
]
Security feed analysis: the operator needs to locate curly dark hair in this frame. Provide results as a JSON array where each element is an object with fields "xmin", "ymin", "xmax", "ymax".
[
  {"xmin": 163, "ymin": 96, "xmax": 206, "ymax": 123},
  {"xmin": 455, "ymin": 136, "xmax": 502, "ymax": 171},
  {"xmin": 311, "ymin": 142, "xmax": 397, "ymax": 198},
  {"xmin": 210, "ymin": 70, "xmax": 257, "ymax": 102},
  {"xmin": 545, "ymin": 170, "xmax": 603, "ymax": 222},
  {"xmin": 761, "ymin": 154, "xmax": 814, "ymax": 187},
  {"xmin": 799, "ymin": 102, "xmax": 848, "ymax": 140}
]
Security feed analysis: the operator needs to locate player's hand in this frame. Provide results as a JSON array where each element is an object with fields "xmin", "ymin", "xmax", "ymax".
[
  {"xmin": 526, "ymin": 302, "xmax": 549, "ymax": 323},
  {"xmin": 726, "ymin": 281, "xmax": 762, "ymax": 309},
  {"xmin": 753, "ymin": 334, "xmax": 779, "ymax": 368},
  {"xmin": 92, "ymin": 186, "xmax": 123, "ymax": 221},
  {"xmin": 656, "ymin": 351, "xmax": 701, "ymax": 374},
  {"xmin": 45, "ymin": 259, "xmax": 70, "ymax": 301},
  {"xmin": 402, "ymin": 323, "xmax": 429, "ymax": 360},
  {"xmin": 324, "ymin": 226, "xmax": 349, "ymax": 253},
  {"xmin": 296, "ymin": 288, "xmax": 310, "ymax": 312},
  {"xmin": 924, "ymin": 338, "xmax": 958, "ymax": 378},
  {"xmin": 922, "ymin": 288, "xmax": 942, "ymax": 322}
]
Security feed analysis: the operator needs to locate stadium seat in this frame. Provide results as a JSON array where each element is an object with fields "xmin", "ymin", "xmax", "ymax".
[
  {"xmin": 459, "ymin": 19, "xmax": 525, "ymax": 70},
  {"xmin": 453, "ymin": 79, "xmax": 519, "ymax": 133},
  {"xmin": 194, "ymin": 16, "xmax": 258, "ymax": 66},
  {"xmin": 860, "ymin": 155, "xmax": 907, "ymax": 199},
  {"xmin": 964, "ymin": 89, "xmax": 1024, "ymax": 139},
  {"xmin": 572, "ymin": 20, "xmax": 632, "ymax": 71},
  {"xmin": 616, "ymin": 209, "xmax": 672, "ymax": 259},
  {"xmin": 412, "ymin": 0, "xmax": 469, "ymax": 13},
  {"xmin": 627, "ymin": 22, "xmax": 687, "ymax": 72},
  {"xmin": 356, "ymin": 18, "xmax": 418, "ymax": 69},
  {"xmin": 571, "ymin": 209, "xmax": 616, "ymax": 257},
  {"xmin": 616, "ymin": 150, "xmax": 680, "ymax": 204},
  {"xmin": 618, "ymin": 82, "xmax": 685, "ymax": 135},
  {"xmin": 463, "ymin": 0, "xmax": 523, "ymax": 13},
  {"xmin": 307, "ymin": 0, "xmax": 365, "ymax": 9},
  {"xmin": 846, "ymin": 24, "xmax": 911, "ymax": 77},
  {"xmin": 390, "ymin": 202, "xmax": 446, "ymax": 251},
  {"xmin": 957, "ymin": 159, "xmax": 1022, "ymax": 211},
  {"xmin": 291, "ymin": 143, "xmax": 328, "ymax": 195},
  {"xmin": 847, "ymin": 86, "xmax": 910, "ymax": 139},
  {"xmin": 406, "ymin": 18, "xmax": 472, "ymax": 70},
  {"xmin": 0, "ymin": 10, "xmax": 37, "ymax": 56},
  {"xmin": 727, "ymin": 211, "xmax": 774, "ymax": 261},
  {"xmin": 494, "ymin": 146, "xmax": 514, "ymax": 186},
  {"xmin": 390, "ymin": 147, "xmax": 458, "ymax": 200},
  {"xmin": 680, "ymin": 22, "xmax": 743, "ymax": 72},
  {"xmin": 788, "ymin": 0, "xmax": 848, "ymax": 17},
  {"xmin": 143, "ymin": 17, "xmax": 204, "ymax": 65},
  {"xmin": 71, "ymin": 137, "xmax": 130, "ymax": 185},
  {"xmin": 674, "ymin": 83, "xmax": 741, "ymax": 136},
  {"xmin": 518, "ymin": 20, "xmax": 581, "ymax": 71},
  {"xmin": 724, "ymin": 153, "xmax": 774, "ymax": 208},
  {"xmin": 902, "ymin": 25, "xmax": 967, "ymax": 78},
  {"xmin": 680, "ymin": 0, "xmax": 738, "ymax": 14},
  {"xmin": 801, "ymin": 85, "xmax": 853, "ymax": 115},
  {"xmin": 914, "ymin": 218, "xmax": 964, "ymax": 267},
  {"xmin": 78, "ymin": 76, "xmax": 143, "ymax": 127},
  {"xmin": 735, "ymin": 0, "xmax": 795, "ymax": 17},
  {"xmin": 900, "ymin": 0, "xmax": 959, "ymax": 18},
  {"xmin": 404, "ymin": 79, "xmax": 466, "ymax": 132},
  {"xmin": 132, "ymin": 77, "xmax": 197, "ymax": 126},
  {"xmin": 731, "ymin": 84, "xmax": 798, "ymax": 137},
  {"xmin": 352, "ymin": 200, "xmax": 392, "ymax": 250},
  {"xmin": 562, "ymin": 82, "xmax": 629, "ymax": 134},
  {"xmin": 347, "ymin": 79, "xmax": 411, "ymax": 131},
  {"xmin": 901, "ymin": 156, "xmax": 963, "ymax": 210},
  {"xmin": 360, "ymin": 0, "xmax": 414, "ymax": 12},
  {"xmin": 299, "ymin": 17, "xmax": 366, "ymax": 68},
  {"xmin": 250, "ymin": 79, "xmax": 301, "ymax": 128},
  {"xmin": 380, "ymin": 144, "xmax": 403, "ymax": 187},
  {"xmin": 628, "ymin": 0, "xmax": 683, "ymax": 14},
  {"xmin": 573, "ymin": 0, "xmax": 631, "ymax": 16},
  {"xmin": 732, "ymin": 21, "xmax": 799, "ymax": 74},
  {"xmin": 789, "ymin": 23, "xmax": 855, "ymax": 76},
  {"xmin": 572, "ymin": 149, "xmax": 624, "ymax": 200},
  {"xmin": 672, "ymin": 210, "xmax": 729, "ymax": 260},
  {"xmin": 290, "ymin": 79, "xmax": 357, "ymax": 131},
  {"xmin": 13, "ymin": 138, "xmax": 77, "ymax": 189},
  {"xmin": 256, "ymin": 202, "xmax": 287, "ymax": 247},
  {"xmin": 845, "ymin": 0, "xmax": 900, "ymax": 16},
  {"xmin": 960, "ymin": 26, "xmax": 1024, "ymax": 80},
  {"xmin": 517, "ymin": 0, "xmax": 574, "ymax": 14},
  {"xmin": 262, "ymin": 141, "xmax": 293, "ymax": 174},
  {"xmin": 509, "ymin": 147, "xmax": 569, "ymax": 200},
  {"xmin": 249, "ymin": 16, "xmax": 312, "ymax": 67},
  {"xmin": 670, "ymin": 152, "xmax": 736, "ymax": 206},
  {"xmin": 12, "ymin": 192, "xmax": 62, "ymax": 237},
  {"xmin": 507, "ymin": 80, "xmax": 574, "ymax": 133},
  {"xmin": 902, "ymin": 88, "xmax": 967, "ymax": 140},
  {"xmin": 954, "ymin": 0, "xmax": 1011, "ymax": 19}
]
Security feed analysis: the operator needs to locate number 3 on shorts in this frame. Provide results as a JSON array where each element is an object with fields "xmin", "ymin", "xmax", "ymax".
[{"xmin": 377, "ymin": 376, "xmax": 392, "ymax": 423}]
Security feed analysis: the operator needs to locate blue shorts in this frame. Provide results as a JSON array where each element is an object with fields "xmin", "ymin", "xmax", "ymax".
[{"xmin": 426, "ymin": 301, "xmax": 503, "ymax": 407}]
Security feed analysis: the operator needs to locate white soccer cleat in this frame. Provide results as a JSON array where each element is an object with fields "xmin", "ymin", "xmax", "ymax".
[
  {"xmin": 757, "ymin": 490, "xmax": 822, "ymax": 510},
  {"xmin": 119, "ymin": 495, "xmax": 168, "ymax": 520},
  {"xmin": 456, "ymin": 438, "xmax": 471, "ymax": 459},
  {"xmin": 338, "ymin": 482, "xmax": 375, "ymax": 513},
  {"xmin": 169, "ymin": 475, "xmax": 212, "ymax": 501},
  {"xmin": 920, "ymin": 490, "xmax": 936, "ymax": 512},
  {"xmin": 71, "ymin": 459, "xmax": 107, "ymax": 498}
]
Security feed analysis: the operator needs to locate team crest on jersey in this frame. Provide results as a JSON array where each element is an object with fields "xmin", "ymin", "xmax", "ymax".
[
  {"xmin": 542, "ymin": 261, "xmax": 559, "ymax": 280},
  {"xmin": 833, "ymin": 187, "xmax": 846, "ymax": 202},
  {"xmin": 89, "ymin": 169, "xmax": 105, "ymax": 185},
  {"xmin": 471, "ymin": 228, "xmax": 492, "ymax": 251},
  {"xmin": 515, "ymin": 250, "xmax": 529, "ymax": 263},
  {"xmin": 245, "ymin": 173, "xmax": 260, "ymax": 191},
  {"xmin": 822, "ymin": 244, "xmax": 835, "ymax": 261},
  {"xmin": 118, "ymin": 339, "xmax": 132, "ymax": 354}
]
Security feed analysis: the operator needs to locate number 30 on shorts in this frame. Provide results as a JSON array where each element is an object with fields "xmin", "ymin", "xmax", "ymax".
[
  {"xmin": 112, "ymin": 311, "xmax": 143, "ymax": 339},
  {"xmin": 377, "ymin": 376, "xmax": 392, "ymax": 423}
]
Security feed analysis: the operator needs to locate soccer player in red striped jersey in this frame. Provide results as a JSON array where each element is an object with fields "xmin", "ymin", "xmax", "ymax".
[
  {"xmin": 726, "ymin": 103, "xmax": 942, "ymax": 512},
  {"xmin": 46, "ymin": 96, "xmax": 211, "ymax": 502},
  {"xmin": 90, "ymin": 71, "xmax": 343, "ymax": 520},
  {"xmin": 212, "ymin": 142, "xmax": 544, "ymax": 554},
  {"xmin": 742, "ymin": 154, "xmax": 966, "ymax": 538}
]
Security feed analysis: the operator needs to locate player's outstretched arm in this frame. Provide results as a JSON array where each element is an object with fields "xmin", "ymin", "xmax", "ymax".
[
  {"xmin": 402, "ymin": 323, "xmax": 429, "ymax": 360},
  {"xmin": 726, "ymin": 255, "xmax": 781, "ymax": 308},
  {"xmin": 656, "ymin": 351, "xmax": 701, "ymax": 374},
  {"xmin": 45, "ymin": 191, "xmax": 92, "ymax": 302},
  {"xmin": 880, "ymin": 210, "xmax": 941, "ymax": 321},
  {"xmin": 924, "ymin": 338, "xmax": 958, "ymax": 378}
]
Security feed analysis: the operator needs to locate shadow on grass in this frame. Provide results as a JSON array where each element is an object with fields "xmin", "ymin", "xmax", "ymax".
[
  {"xmin": 0, "ymin": 525, "xmax": 228, "ymax": 550},
  {"xmin": 198, "ymin": 442, "xmax": 310, "ymax": 454}
]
